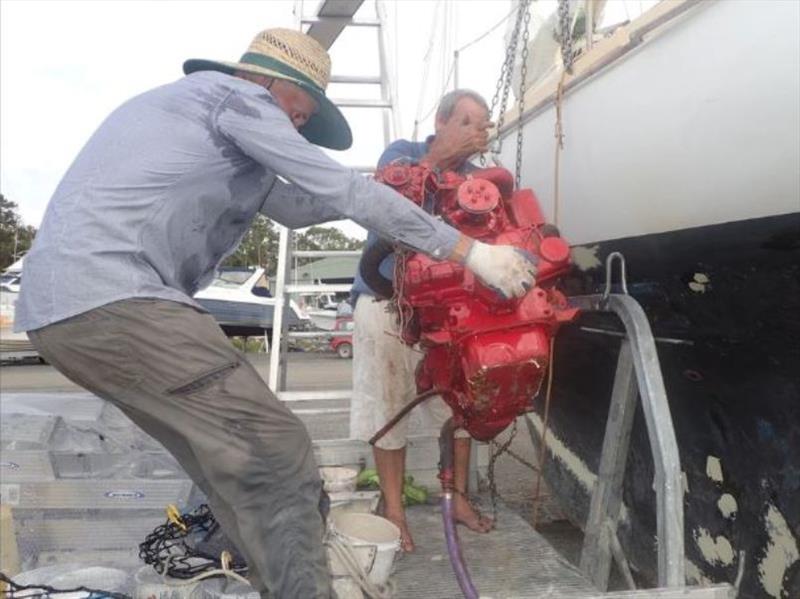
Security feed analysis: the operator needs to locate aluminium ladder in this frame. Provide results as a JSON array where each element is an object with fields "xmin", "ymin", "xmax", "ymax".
[
  {"xmin": 268, "ymin": 0, "xmax": 397, "ymax": 400},
  {"xmin": 265, "ymin": 1, "xmax": 474, "ymax": 488}
]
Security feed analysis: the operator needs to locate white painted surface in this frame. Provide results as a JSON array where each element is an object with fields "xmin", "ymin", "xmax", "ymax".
[
  {"xmin": 499, "ymin": 0, "xmax": 800, "ymax": 245},
  {"xmin": 717, "ymin": 493, "xmax": 738, "ymax": 520},
  {"xmin": 758, "ymin": 503, "xmax": 799, "ymax": 598},
  {"xmin": 685, "ymin": 558, "xmax": 714, "ymax": 586},
  {"xmin": 693, "ymin": 527, "xmax": 735, "ymax": 567},
  {"xmin": 705, "ymin": 456, "xmax": 723, "ymax": 483}
]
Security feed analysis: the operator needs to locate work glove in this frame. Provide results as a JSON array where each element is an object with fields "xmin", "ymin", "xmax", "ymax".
[{"xmin": 465, "ymin": 241, "xmax": 538, "ymax": 299}]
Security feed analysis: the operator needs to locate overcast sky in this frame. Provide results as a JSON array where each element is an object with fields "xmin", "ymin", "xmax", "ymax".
[{"xmin": 0, "ymin": 0, "xmax": 641, "ymax": 238}]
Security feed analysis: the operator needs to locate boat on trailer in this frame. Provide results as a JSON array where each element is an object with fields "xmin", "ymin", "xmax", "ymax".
[
  {"xmin": 495, "ymin": 1, "xmax": 799, "ymax": 596},
  {"xmin": 193, "ymin": 267, "xmax": 310, "ymax": 338}
]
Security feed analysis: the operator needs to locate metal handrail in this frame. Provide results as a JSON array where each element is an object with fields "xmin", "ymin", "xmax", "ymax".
[{"xmin": 301, "ymin": 16, "xmax": 380, "ymax": 27}]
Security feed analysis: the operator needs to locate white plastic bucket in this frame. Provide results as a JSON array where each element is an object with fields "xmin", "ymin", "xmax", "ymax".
[
  {"xmin": 328, "ymin": 512, "xmax": 400, "ymax": 585},
  {"xmin": 332, "ymin": 576, "xmax": 365, "ymax": 599},
  {"xmin": 319, "ymin": 466, "xmax": 358, "ymax": 493}
]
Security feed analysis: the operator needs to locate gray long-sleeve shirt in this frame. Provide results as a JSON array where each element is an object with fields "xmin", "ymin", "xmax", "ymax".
[{"xmin": 15, "ymin": 71, "xmax": 460, "ymax": 332}]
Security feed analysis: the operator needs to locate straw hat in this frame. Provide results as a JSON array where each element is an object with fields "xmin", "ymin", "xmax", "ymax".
[{"xmin": 184, "ymin": 28, "xmax": 352, "ymax": 150}]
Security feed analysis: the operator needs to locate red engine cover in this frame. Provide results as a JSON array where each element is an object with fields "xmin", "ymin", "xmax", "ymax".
[{"xmin": 376, "ymin": 164, "xmax": 578, "ymax": 441}]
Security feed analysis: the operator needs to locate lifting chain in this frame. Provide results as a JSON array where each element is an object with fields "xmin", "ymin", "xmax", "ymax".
[
  {"xmin": 485, "ymin": 418, "xmax": 543, "ymax": 523},
  {"xmin": 514, "ymin": 2, "xmax": 532, "ymax": 189},
  {"xmin": 486, "ymin": 335, "xmax": 558, "ymax": 526},
  {"xmin": 485, "ymin": 0, "xmax": 532, "ymax": 174},
  {"xmin": 557, "ymin": 0, "xmax": 576, "ymax": 73},
  {"xmin": 487, "ymin": 419, "xmax": 519, "ymax": 523},
  {"xmin": 485, "ymin": 1, "xmax": 574, "ymax": 183}
]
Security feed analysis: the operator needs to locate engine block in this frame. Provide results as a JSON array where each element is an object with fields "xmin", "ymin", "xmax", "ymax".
[{"xmin": 376, "ymin": 164, "xmax": 579, "ymax": 441}]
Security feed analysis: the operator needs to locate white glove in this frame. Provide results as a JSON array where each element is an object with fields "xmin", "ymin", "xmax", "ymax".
[{"xmin": 465, "ymin": 241, "xmax": 538, "ymax": 299}]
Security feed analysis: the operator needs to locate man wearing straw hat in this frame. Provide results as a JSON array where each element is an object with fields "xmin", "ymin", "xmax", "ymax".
[{"xmin": 15, "ymin": 29, "xmax": 536, "ymax": 598}]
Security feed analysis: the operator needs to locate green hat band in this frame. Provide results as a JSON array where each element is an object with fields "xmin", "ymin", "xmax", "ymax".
[{"xmin": 239, "ymin": 52, "xmax": 325, "ymax": 95}]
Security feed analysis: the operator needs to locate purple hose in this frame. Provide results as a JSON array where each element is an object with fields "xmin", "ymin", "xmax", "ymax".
[{"xmin": 440, "ymin": 419, "xmax": 479, "ymax": 599}]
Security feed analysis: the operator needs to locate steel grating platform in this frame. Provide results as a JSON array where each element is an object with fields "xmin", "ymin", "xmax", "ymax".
[{"xmin": 395, "ymin": 501, "xmax": 597, "ymax": 598}]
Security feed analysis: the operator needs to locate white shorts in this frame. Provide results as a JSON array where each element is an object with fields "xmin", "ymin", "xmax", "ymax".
[{"xmin": 349, "ymin": 295, "xmax": 467, "ymax": 450}]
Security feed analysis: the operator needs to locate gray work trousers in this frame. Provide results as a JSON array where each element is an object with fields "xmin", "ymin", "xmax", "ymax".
[{"xmin": 28, "ymin": 298, "xmax": 331, "ymax": 598}]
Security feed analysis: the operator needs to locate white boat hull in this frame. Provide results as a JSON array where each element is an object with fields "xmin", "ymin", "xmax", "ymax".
[{"xmin": 499, "ymin": 0, "xmax": 799, "ymax": 245}]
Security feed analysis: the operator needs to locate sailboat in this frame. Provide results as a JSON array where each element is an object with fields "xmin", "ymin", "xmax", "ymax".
[{"xmin": 492, "ymin": 1, "xmax": 799, "ymax": 597}]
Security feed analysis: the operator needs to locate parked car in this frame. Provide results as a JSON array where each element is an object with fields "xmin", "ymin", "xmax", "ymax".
[{"xmin": 329, "ymin": 316, "xmax": 354, "ymax": 359}]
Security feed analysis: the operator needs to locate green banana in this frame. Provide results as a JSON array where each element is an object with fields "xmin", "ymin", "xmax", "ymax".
[
  {"xmin": 355, "ymin": 468, "xmax": 429, "ymax": 505},
  {"xmin": 357, "ymin": 468, "xmax": 380, "ymax": 489},
  {"xmin": 402, "ymin": 480, "xmax": 428, "ymax": 505}
]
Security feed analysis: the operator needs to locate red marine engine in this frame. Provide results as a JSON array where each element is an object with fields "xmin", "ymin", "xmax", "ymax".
[{"xmin": 375, "ymin": 164, "xmax": 578, "ymax": 442}]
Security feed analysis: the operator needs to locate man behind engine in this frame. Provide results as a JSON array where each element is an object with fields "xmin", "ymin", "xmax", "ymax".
[{"xmin": 350, "ymin": 89, "xmax": 503, "ymax": 552}]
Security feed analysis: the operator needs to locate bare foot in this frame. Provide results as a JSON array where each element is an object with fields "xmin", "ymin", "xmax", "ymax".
[
  {"xmin": 382, "ymin": 507, "xmax": 416, "ymax": 552},
  {"xmin": 453, "ymin": 494, "xmax": 494, "ymax": 533}
]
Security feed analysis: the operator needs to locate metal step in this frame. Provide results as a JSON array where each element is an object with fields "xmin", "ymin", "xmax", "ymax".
[
  {"xmin": 24, "ymin": 548, "xmax": 143, "ymax": 572},
  {"xmin": 0, "ymin": 415, "xmax": 58, "ymax": 449},
  {"xmin": 50, "ymin": 451, "xmax": 184, "ymax": 480},
  {"xmin": 329, "ymin": 98, "xmax": 393, "ymax": 108},
  {"xmin": 0, "ymin": 451, "xmax": 55, "ymax": 481},
  {"xmin": 2, "ymin": 479, "xmax": 193, "ymax": 510},
  {"xmin": 14, "ymin": 513, "xmax": 167, "ymax": 553},
  {"xmin": 1, "ymin": 392, "xmax": 105, "ymax": 421}
]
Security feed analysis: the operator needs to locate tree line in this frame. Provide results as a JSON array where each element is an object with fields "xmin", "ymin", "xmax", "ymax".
[
  {"xmin": 0, "ymin": 194, "xmax": 36, "ymax": 270},
  {"xmin": 222, "ymin": 216, "xmax": 363, "ymax": 277}
]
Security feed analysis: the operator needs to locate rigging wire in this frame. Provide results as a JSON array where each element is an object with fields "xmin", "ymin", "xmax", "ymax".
[
  {"xmin": 416, "ymin": 1, "xmax": 519, "ymax": 126},
  {"xmin": 415, "ymin": 60, "xmax": 457, "ymax": 125},
  {"xmin": 456, "ymin": 3, "xmax": 520, "ymax": 54},
  {"xmin": 441, "ymin": 0, "xmax": 450, "ymax": 95},
  {"xmin": 412, "ymin": 0, "xmax": 443, "ymax": 141},
  {"xmin": 413, "ymin": 2, "xmax": 522, "ymax": 136}
]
